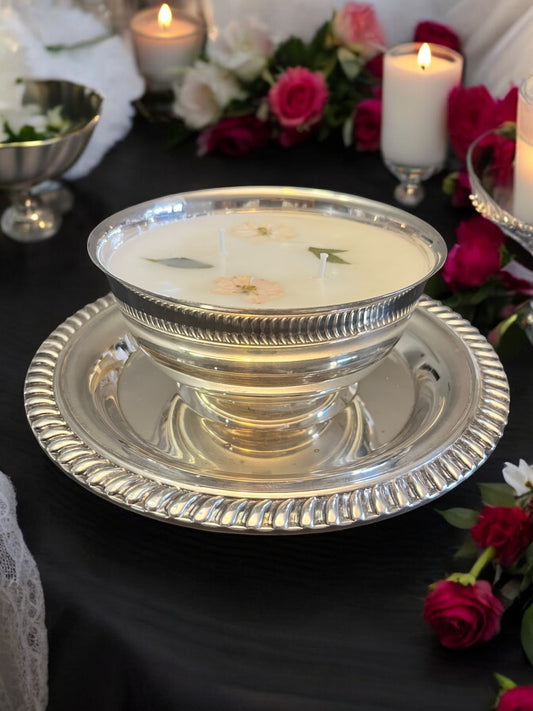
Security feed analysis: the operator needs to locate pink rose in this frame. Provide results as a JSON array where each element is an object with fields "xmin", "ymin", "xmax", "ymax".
[
  {"xmin": 331, "ymin": 3, "xmax": 386, "ymax": 60},
  {"xmin": 497, "ymin": 686, "xmax": 533, "ymax": 711},
  {"xmin": 423, "ymin": 579, "xmax": 503, "ymax": 649},
  {"xmin": 471, "ymin": 506, "xmax": 533, "ymax": 567},
  {"xmin": 353, "ymin": 97, "xmax": 381, "ymax": 150},
  {"xmin": 413, "ymin": 20, "xmax": 462, "ymax": 54},
  {"xmin": 442, "ymin": 215, "xmax": 504, "ymax": 291},
  {"xmin": 197, "ymin": 115, "xmax": 270, "ymax": 156},
  {"xmin": 268, "ymin": 67, "xmax": 329, "ymax": 129},
  {"xmin": 448, "ymin": 85, "xmax": 498, "ymax": 161}
]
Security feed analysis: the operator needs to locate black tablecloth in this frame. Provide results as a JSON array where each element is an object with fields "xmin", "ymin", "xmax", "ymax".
[{"xmin": 2, "ymin": 122, "xmax": 533, "ymax": 711}]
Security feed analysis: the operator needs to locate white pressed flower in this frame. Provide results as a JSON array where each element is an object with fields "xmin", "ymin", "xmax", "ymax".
[
  {"xmin": 207, "ymin": 18, "xmax": 275, "ymax": 82},
  {"xmin": 502, "ymin": 459, "xmax": 533, "ymax": 496},
  {"xmin": 229, "ymin": 221, "xmax": 297, "ymax": 242},
  {"xmin": 172, "ymin": 61, "xmax": 244, "ymax": 130}
]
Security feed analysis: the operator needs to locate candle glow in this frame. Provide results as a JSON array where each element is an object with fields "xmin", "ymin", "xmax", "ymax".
[
  {"xmin": 417, "ymin": 43, "xmax": 431, "ymax": 71},
  {"xmin": 158, "ymin": 3, "xmax": 172, "ymax": 30}
]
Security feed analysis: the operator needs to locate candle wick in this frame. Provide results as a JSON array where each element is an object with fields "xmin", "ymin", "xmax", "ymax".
[
  {"xmin": 219, "ymin": 228, "xmax": 227, "ymax": 256},
  {"xmin": 318, "ymin": 252, "xmax": 328, "ymax": 279}
]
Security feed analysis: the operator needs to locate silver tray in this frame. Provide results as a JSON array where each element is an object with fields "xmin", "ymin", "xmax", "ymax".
[{"xmin": 24, "ymin": 294, "xmax": 510, "ymax": 534}]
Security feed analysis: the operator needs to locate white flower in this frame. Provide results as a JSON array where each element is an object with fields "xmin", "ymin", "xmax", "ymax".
[
  {"xmin": 0, "ymin": 32, "xmax": 29, "ymax": 111},
  {"xmin": 207, "ymin": 18, "xmax": 275, "ymax": 82},
  {"xmin": 1, "ymin": 105, "xmax": 47, "ymax": 135},
  {"xmin": 172, "ymin": 61, "xmax": 244, "ymax": 130},
  {"xmin": 502, "ymin": 459, "xmax": 533, "ymax": 496}
]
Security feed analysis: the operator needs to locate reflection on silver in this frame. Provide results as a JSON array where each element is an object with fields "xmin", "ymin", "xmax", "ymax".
[{"xmin": 24, "ymin": 294, "xmax": 509, "ymax": 534}]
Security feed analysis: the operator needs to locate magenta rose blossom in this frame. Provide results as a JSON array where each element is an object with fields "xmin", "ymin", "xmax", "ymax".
[
  {"xmin": 471, "ymin": 506, "xmax": 533, "ymax": 567},
  {"xmin": 442, "ymin": 215, "xmax": 504, "ymax": 291},
  {"xmin": 497, "ymin": 686, "xmax": 533, "ymax": 711},
  {"xmin": 423, "ymin": 579, "xmax": 503, "ymax": 649},
  {"xmin": 277, "ymin": 126, "xmax": 313, "ymax": 148},
  {"xmin": 331, "ymin": 2, "xmax": 386, "ymax": 60},
  {"xmin": 478, "ymin": 131, "xmax": 516, "ymax": 186},
  {"xmin": 353, "ymin": 97, "xmax": 382, "ymax": 150},
  {"xmin": 197, "ymin": 115, "xmax": 270, "ymax": 156},
  {"xmin": 413, "ymin": 20, "xmax": 462, "ymax": 53},
  {"xmin": 268, "ymin": 67, "xmax": 329, "ymax": 129},
  {"xmin": 448, "ymin": 85, "xmax": 498, "ymax": 161},
  {"xmin": 451, "ymin": 168, "xmax": 471, "ymax": 208},
  {"xmin": 492, "ymin": 85, "xmax": 519, "ymax": 126}
]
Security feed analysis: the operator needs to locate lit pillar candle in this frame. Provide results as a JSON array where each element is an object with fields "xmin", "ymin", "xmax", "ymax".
[
  {"xmin": 513, "ymin": 75, "xmax": 533, "ymax": 225},
  {"xmin": 381, "ymin": 42, "xmax": 463, "ymax": 169},
  {"xmin": 130, "ymin": 3, "xmax": 205, "ymax": 91}
]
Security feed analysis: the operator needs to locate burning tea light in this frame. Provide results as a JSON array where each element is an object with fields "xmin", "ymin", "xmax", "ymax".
[
  {"xmin": 130, "ymin": 3, "xmax": 205, "ymax": 91},
  {"xmin": 381, "ymin": 42, "xmax": 463, "ymax": 168},
  {"xmin": 105, "ymin": 210, "xmax": 434, "ymax": 309}
]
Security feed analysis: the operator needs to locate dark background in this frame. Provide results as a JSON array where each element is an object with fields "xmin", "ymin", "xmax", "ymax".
[{"xmin": 1, "ymin": 120, "xmax": 533, "ymax": 710}]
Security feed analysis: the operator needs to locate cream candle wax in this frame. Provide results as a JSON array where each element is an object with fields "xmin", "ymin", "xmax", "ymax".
[
  {"xmin": 130, "ymin": 3, "xmax": 205, "ymax": 91},
  {"xmin": 514, "ymin": 75, "xmax": 533, "ymax": 225},
  {"xmin": 106, "ymin": 210, "xmax": 434, "ymax": 310},
  {"xmin": 381, "ymin": 42, "xmax": 463, "ymax": 168}
]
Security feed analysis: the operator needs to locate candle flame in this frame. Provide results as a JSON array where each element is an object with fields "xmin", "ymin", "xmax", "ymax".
[
  {"xmin": 417, "ymin": 43, "xmax": 431, "ymax": 70},
  {"xmin": 158, "ymin": 3, "xmax": 172, "ymax": 29}
]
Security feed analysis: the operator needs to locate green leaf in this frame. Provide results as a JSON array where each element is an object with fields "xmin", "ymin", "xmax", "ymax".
[
  {"xmin": 144, "ymin": 257, "xmax": 213, "ymax": 269},
  {"xmin": 478, "ymin": 482, "xmax": 517, "ymax": 507},
  {"xmin": 271, "ymin": 36, "xmax": 310, "ymax": 69},
  {"xmin": 521, "ymin": 602, "xmax": 533, "ymax": 666},
  {"xmin": 337, "ymin": 47, "xmax": 363, "ymax": 80},
  {"xmin": 436, "ymin": 507, "xmax": 479, "ymax": 529},
  {"xmin": 442, "ymin": 171, "xmax": 458, "ymax": 196},
  {"xmin": 494, "ymin": 673, "xmax": 517, "ymax": 692},
  {"xmin": 308, "ymin": 247, "xmax": 350, "ymax": 264},
  {"xmin": 453, "ymin": 536, "xmax": 479, "ymax": 560}
]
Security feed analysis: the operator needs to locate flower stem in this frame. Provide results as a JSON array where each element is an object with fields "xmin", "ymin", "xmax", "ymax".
[
  {"xmin": 469, "ymin": 546, "xmax": 496, "ymax": 579},
  {"xmin": 46, "ymin": 32, "xmax": 113, "ymax": 53}
]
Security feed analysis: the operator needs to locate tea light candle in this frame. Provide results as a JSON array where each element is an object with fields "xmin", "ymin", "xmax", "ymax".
[
  {"xmin": 106, "ymin": 210, "xmax": 434, "ymax": 310},
  {"xmin": 130, "ymin": 3, "xmax": 205, "ymax": 91},
  {"xmin": 381, "ymin": 42, "xmax": 463, "ymax": 168},
  {"xmin": 513, "ymin": 75, "xmax": 533, "ymax": 225}
]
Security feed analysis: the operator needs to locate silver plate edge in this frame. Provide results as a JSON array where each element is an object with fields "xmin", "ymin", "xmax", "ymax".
[{"xmin": 24, "ymin": 293, "xmax": 510, "ymax": 534}]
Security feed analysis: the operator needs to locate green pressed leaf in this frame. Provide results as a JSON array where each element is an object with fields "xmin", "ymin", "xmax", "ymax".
[
  {"xmin": 144, "ymin": 257, "xmax": 213, "ymax": 269},
  {"xmin": 521, "ymin": 602, "xmax": 533, "ymax": 666},
  {"xmin": 436, "ymin": 507, "xmax": 479, "ymax": 529},
  {"xmin": 308, "ymin": 247, "xmax": 350, "ymax": 264},
  {"xmin": 478, "ymin": 482, "xmax": 517, "ymax": 507},
  {"xmin": 494, "ymin": 673, "xmax": 517, "ymax": 692}
]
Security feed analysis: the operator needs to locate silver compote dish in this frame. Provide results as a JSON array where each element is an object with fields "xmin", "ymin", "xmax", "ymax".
[{"xmin": 24, "ymin": 187, "xmax": 510, "ymax": 533}]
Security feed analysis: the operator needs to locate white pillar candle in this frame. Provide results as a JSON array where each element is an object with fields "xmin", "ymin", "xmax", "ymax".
[
  {"xmin": 513, "ymin": 75, "xmax": 533, "ymax": 225},
  {"xmin": 106, "ymin": 210, "xmax": 435, "ymax": 310},
  {"xmin": 130, "ymin": 3, "xmax": 205, "ymax": 91},
  {"xmin": 381, "ymin": 42, "xmax": 463, "ymax": 169}
]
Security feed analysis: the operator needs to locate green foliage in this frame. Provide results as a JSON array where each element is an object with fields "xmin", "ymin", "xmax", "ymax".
[
  {"xmin": 477, "ymin": 482, "xmax": 517, "ymax": 507},
  {"xmin": 437, "ymin": 507, "xmax": 479, "ymax": 529},
  {"xmin": 521, "ymin": 602, "xmax": 533, "ymax": 666}
]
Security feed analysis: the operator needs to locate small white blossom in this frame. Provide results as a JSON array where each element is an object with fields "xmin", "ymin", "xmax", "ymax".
[
  {"xmin": 207, "ymin": 18, "xmax": 275, "ymax": 82},
  {"xmin": 172, "ymin": 61, "xmax": 244, "ymax": 130},
  {"xmin": 502, "ymin": 459, "xmax": 533, "ymax": 496},
  {"xmin": 1, "ymin": 105, "xmax": 47, "ymax": 135}
]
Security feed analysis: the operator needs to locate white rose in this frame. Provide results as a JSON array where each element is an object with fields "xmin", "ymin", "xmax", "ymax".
[
  {"xmin": 502, "ymin": 459, "xmax": 533, "ymax": 496},
  {"xmin": 172, "ymin": 61, "xmax": 244, "ymax": 130},
  {"xmin": 207, "ymin": 18, "xmax": 275, "ymax": 82}
]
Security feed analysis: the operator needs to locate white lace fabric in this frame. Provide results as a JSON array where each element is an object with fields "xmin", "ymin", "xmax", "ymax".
[{"xmin": 0, "ymin": 473, "xmax": 48, "ymax": 711}]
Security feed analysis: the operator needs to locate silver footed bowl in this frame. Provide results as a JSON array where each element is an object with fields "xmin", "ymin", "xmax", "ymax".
[
  {"xmin": 0, "ymin": 79, "xmax": 103, "ymax": 242},
  {"xmin": 88, "ymin": 186, "xmax": 447, "ymax": 455}
]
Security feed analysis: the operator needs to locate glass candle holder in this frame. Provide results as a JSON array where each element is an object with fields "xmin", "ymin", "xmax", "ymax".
[
  {"xmin": 130, "ymin": 3, "xmax": 205, "ymax": 92},
  {"xmin": 381, "ymin": 42, "xmax": 463, "ymax": 207},
  {"xmin": 513, "ymin": 75, "xmax": 533, "ymax": 224}
]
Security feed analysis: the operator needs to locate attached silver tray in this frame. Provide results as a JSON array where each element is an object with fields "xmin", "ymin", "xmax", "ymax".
[{"xmin": 24, "ymin": 294, "xmax": 509, "ymax": 534}]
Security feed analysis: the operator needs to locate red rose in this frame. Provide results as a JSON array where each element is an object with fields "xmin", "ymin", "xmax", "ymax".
[
  {"xmin": 448, "ymin": 85, "xmax": 498, "ymax": 161},
  {"xmin": 424, "ymin": 579, "xmax": 503, "ymax": 649},
  {"xmin": 365, "ymin": 53, "xmax": 383, "ymax": 79},
  {"xmin": 277, "ymin": 126, "xmax": 313, "ymax": 148},
  {"xmin": 478, "ymin": 131, "xmax": 516, "ymax": 186},
  {"xmin": 497, "ymin": 686, "xmax": 533, "ymax": 711},
  {"xmin": 413, "ymin": 20, "xmax": 462, "ymax": 54},
  {"xmin": 268, "ymin": 67, "xmax": 329, "ymax": 129},
  {"xmin": 442, "ymin": 215, "xmax": 504, "ymax": 291},
  {"xmin": 451, "ymin": 168, "xmax": 471, "ymax": 208},
  {"xmin": 197, "ymin": 115, "xmax": 270, "ymax": 157},
  {"xmin": 353, "ymin": 97, "xmax": 381, "ymax": 150},
  {"xmin": 492, "ymin": 85, "xmax": 519, "ymax": 126},
  {"xmin": 471, "ymin": 506, "xmax": 533, "ymax": 567}
]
